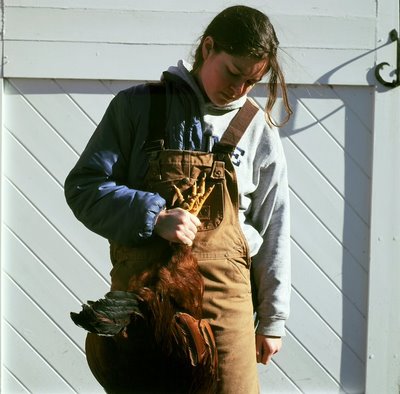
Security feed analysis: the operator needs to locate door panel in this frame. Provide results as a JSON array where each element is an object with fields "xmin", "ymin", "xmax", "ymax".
[{"xmin": 2, "ymin": 79, "xmax": 372, "ymax": 393}]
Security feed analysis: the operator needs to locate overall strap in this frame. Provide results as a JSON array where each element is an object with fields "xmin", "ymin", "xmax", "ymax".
[
  {"xmin": 144, "ymin": 83, "xmax": 259, "ymax": 153},
  {"xmin": 214, "ymin": 98, "xmax": 259, "ymax": 153},
  {"xmin": 144, "ymin": 82, "xmax": 167, "ymax": 152}
]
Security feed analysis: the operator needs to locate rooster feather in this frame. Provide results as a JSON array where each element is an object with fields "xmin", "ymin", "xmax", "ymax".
[
  {"xmin": 70, "ymin": 291, "xmax": 143, "ymax": 336},
  {"xmin": 70, "ymin": 175, "xmax": 218, "ymax": 393}
]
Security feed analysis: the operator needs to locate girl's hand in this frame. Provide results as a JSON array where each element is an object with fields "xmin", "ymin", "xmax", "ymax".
[
  {"xmin": 255, "ymin": 334, "xmax": 282, "ymax": 365},
  {"xmin": 154, "ymin": 208, "xmax": 201, "ymax": 246}
]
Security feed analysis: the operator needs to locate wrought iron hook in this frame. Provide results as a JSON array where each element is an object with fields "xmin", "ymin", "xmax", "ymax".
[{"xmin": 375, "ymin": 29, "xmax": 400, "ymax": 88}]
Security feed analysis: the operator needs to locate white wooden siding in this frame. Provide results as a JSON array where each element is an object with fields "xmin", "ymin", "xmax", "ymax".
[
  {"xmin": 365, "ymin": 0, "xmax": 400, "ymax": 392},
  {"xmin": 2, "ymin": 0, "xmax": 400, "ymax": 393},
  {"xmin": 2, "ymin": 79, "xmax": 111, "ymax": 393},
  {"xmin": 256, "ymin": 85, "xmax": 372, "ymax": 393},
  {"xmin": 3, "ymin": 1, "xmax": 376, "ymax": 84},
  {"xmin": 2, "ymin": 79, "xmax": 372, "ymax": 393}
]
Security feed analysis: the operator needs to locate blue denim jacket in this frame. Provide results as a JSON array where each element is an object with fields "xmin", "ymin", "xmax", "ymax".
[
  {"xmin": 65, "ymin": 73, "xmax": 207, "ymax": 245},
  {"xmin": 65, "ymin": 84, "xmax": 167, "ymax": 246}
]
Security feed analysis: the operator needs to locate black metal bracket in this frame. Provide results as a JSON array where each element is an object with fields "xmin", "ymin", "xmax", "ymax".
[{"xmin": 375, "ymin": 29, "xmax": 400, "ymax": 88}]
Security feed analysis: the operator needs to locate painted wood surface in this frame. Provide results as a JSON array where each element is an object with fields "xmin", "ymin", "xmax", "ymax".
[
  {"xmin": 4, "ymin": 0, "xmax": 377, "ymax": 16},
  {"xmin": 2, "ymin": 79, "xmax": 372, "ymax": 393},
  {"xmin": 365, "ymin": 0, "xmax": 400, "ymax": 392},
  {"xmin": 3, "ymin": 0, "xmax": 396, "ymax": 392},
  {"xmin": 3, "ymin": 1, "xmax": 377, "ymax": 84}
]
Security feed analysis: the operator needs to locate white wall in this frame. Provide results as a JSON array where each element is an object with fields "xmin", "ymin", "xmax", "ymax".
[
  {"xmin": 1, "ymin": 1, "xmax": 399, "ymax": 393},
  {"xmin": 4, "ymin": 0, "xmax": 375, "ymax": 84}
]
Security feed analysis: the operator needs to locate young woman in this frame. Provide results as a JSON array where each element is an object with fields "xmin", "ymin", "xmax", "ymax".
[{"xmin": 65, "ymin": 5, "xmax": 292, "ymax": 393}]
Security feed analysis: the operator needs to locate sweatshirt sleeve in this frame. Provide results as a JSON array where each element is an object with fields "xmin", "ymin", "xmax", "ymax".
[
  {"xmin": 248, "ymin": 132, "xmax": 291, "ymax": 337},
  {"xmin": 64, "ymin": 88, "xmax": 166, "ymax": 246}
]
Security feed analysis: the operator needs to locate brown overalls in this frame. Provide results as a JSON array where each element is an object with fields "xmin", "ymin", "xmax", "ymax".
[{"xmin": 86, "ymin": 99, "xmax": 260, "ymax": 394}]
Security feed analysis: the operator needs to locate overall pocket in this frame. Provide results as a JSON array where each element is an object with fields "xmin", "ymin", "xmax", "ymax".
[{"xmin": 145, "ymin": 159, "xmax": 225, "ymax": 230}]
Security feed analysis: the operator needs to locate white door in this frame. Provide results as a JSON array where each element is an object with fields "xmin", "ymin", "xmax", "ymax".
[{"xmin": 1, "ymin": 1, "xmax": 399, "ymax": 393}]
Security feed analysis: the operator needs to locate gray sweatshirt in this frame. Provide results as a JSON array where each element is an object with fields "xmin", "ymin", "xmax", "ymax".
[
  {"xmin": 167, "ymin": 61, "xmax": 291, "ymax": 337},
  {"xmin": 65, "ymin": 60, "xmax": 291, "ymax": 337}
]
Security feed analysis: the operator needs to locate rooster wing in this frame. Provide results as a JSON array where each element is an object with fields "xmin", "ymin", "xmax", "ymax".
[{"xmin": 70, "ymin": 291, "xmax": 144, "ymax": 336}]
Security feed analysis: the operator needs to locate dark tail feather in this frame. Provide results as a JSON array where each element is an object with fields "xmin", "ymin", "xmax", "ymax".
[{"xmin": 70, "ymin": 291, "xmax": 144, "ymax": 336}]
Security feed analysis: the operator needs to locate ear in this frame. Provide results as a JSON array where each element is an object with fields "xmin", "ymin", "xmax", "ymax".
[{"xmin": 201, "ymin": 36, "xmax": 214, "ymax": 61}]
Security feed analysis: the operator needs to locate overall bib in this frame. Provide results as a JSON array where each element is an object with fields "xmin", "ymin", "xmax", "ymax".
[{"xmin": 86, "ymin": 99, "xmax": 260, "ymax": 394}]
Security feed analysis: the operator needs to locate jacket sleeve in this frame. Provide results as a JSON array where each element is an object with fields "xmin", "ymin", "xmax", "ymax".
[
  {"xmin": 64, "ymin": 88, "xmax": 166, "ymax": 246},
  {"xmin": 248, "ymin": 134, "xmax": 291, "ymax": 337}
]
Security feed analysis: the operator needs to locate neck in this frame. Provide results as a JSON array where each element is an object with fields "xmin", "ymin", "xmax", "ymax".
[{"xmin": 190, "ymin": 70, "xmax": 210, "ymax": 103}]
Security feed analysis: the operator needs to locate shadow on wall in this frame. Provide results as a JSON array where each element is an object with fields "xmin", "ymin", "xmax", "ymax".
[
  {"xmin": 251, "ymin": 76, "xmax": 373, "ymax": 392},
  {"xmin": 4, "ymin": 62, "xmax": 378, "ymax": 392}
]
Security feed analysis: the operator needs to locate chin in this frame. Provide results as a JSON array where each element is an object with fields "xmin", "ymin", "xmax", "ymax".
[{"xmin": 212, "ymin": 95, "xmax": 233, "ymax": 107}]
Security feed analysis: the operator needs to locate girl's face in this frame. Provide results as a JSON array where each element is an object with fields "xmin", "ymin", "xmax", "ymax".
[{"xmin": 196, "ymin": 36, "xmax": 269, "ymax": 106}]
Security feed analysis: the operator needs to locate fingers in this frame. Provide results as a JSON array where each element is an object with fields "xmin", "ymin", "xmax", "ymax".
[
  {"xmin": 255, "ymin": 335, "xmax": 282, "ymax": 365},
  {"xmin": 173, "ymin": 210, "xmax": 200, "ymax": 245},
  {"xmin": 185, "ymin": 213, "xmax": 201, "ymax": 236},
  {"xmin": 255, "ymin": 335, "xmax": 265, "ymax": 364},
  {"xmin": 257, "ymin": 349, "xmax": 273, "ymax": 365},
  {"xmin": 255, "ymin": 344, "xmax": 271, "ymax": 365},
  {"xmin": 189, "ymin": 212, "xmax": 202, "ymax": 228},
  {"xmin": 154, "ymin": 208, "xmax": 201, "ymax": 245}
]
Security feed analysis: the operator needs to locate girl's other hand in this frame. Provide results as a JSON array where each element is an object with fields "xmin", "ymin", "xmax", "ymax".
[{"xmin": 255, "ymin": 334, "xmax": 282, "ymax": 365}]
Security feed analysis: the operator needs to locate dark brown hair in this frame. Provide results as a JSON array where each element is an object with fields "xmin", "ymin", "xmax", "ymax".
[{"xmin": 192, "ymin": 5, "xmax": 292, "ymax": 127}]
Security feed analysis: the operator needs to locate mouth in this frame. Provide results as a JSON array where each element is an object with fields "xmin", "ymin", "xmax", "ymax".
[{"xmin": 220, "ymin": 92, "xmax": 235, "ymax": 102}]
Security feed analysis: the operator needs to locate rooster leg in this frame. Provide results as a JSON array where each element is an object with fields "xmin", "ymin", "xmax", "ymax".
[
  {"xmin": 189, "ymin": 184, "xmax": 214, "ymax": 216},
  {"xmin": 172, "ymin": 184, "xmax": 190, "ymax": 210},
  {"xmin": 199, "ymin": 173, "xmax": 206, "ymax": 196},
  {"xmin": 174, "ymin": 173, "xmax": 214, "ymax": 216}
]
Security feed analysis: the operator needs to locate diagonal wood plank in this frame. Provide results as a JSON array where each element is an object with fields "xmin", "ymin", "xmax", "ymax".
[
  {"xmin": 284, "ymin": 138, "xmax": 369, "ymax": 267},
  {"xmin": 3, "ymin": 179, "xmax": 109, "ymax": 301},
  {"xmin": 8, "ymin": 79, "xmax": 96, "ymax": 154},
  {"xmin": 3, "ymin": 275, "xmax": 100, "ymax": 392},
  {"xmin": 272, "ymin": 332, "xmax": 341, "ymax": 392},
  {"xmin": 2, "ymin": 319, "xmax": 76, "ymax": 393},
  {"xmin": 2, "ymin": 78, "xmax": 372, "ymax": 394},
  {"xmin": 1, "ymin": 368, "xmax": 30, "ymax": 394},
  {"xmin": 290, "ymin": 191, "xmax": 368, "ymax": 314}
]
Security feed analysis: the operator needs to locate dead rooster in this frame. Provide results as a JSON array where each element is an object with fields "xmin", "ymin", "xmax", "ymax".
[{"xmin": 71, "ymin": 174, "xmax": 218, "ymax": 394}]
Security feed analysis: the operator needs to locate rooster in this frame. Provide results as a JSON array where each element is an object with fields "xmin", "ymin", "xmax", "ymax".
[{"xmin": 71, "ymin": 174, "xmax": 218, "ymax": 394}]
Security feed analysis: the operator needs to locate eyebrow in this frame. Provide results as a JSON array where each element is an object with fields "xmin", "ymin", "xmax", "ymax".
[
  {"xmin": 230, "ymin": 63, "xmax": 264, "ymax": 83},
  {"xmin": 232, "ymin": 63, "xmax": 265, "ymax": 84}
]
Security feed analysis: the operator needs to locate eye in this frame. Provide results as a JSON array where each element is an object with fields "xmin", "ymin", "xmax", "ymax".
[{"xmin": 227, "ymin": 68, "xmax": 240, "ymax": 77}]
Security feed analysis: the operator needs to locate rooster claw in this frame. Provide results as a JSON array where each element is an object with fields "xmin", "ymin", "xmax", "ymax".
[{"xmin": 173, "ymin": 173, "xmax": 214, "ymax": 216}]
